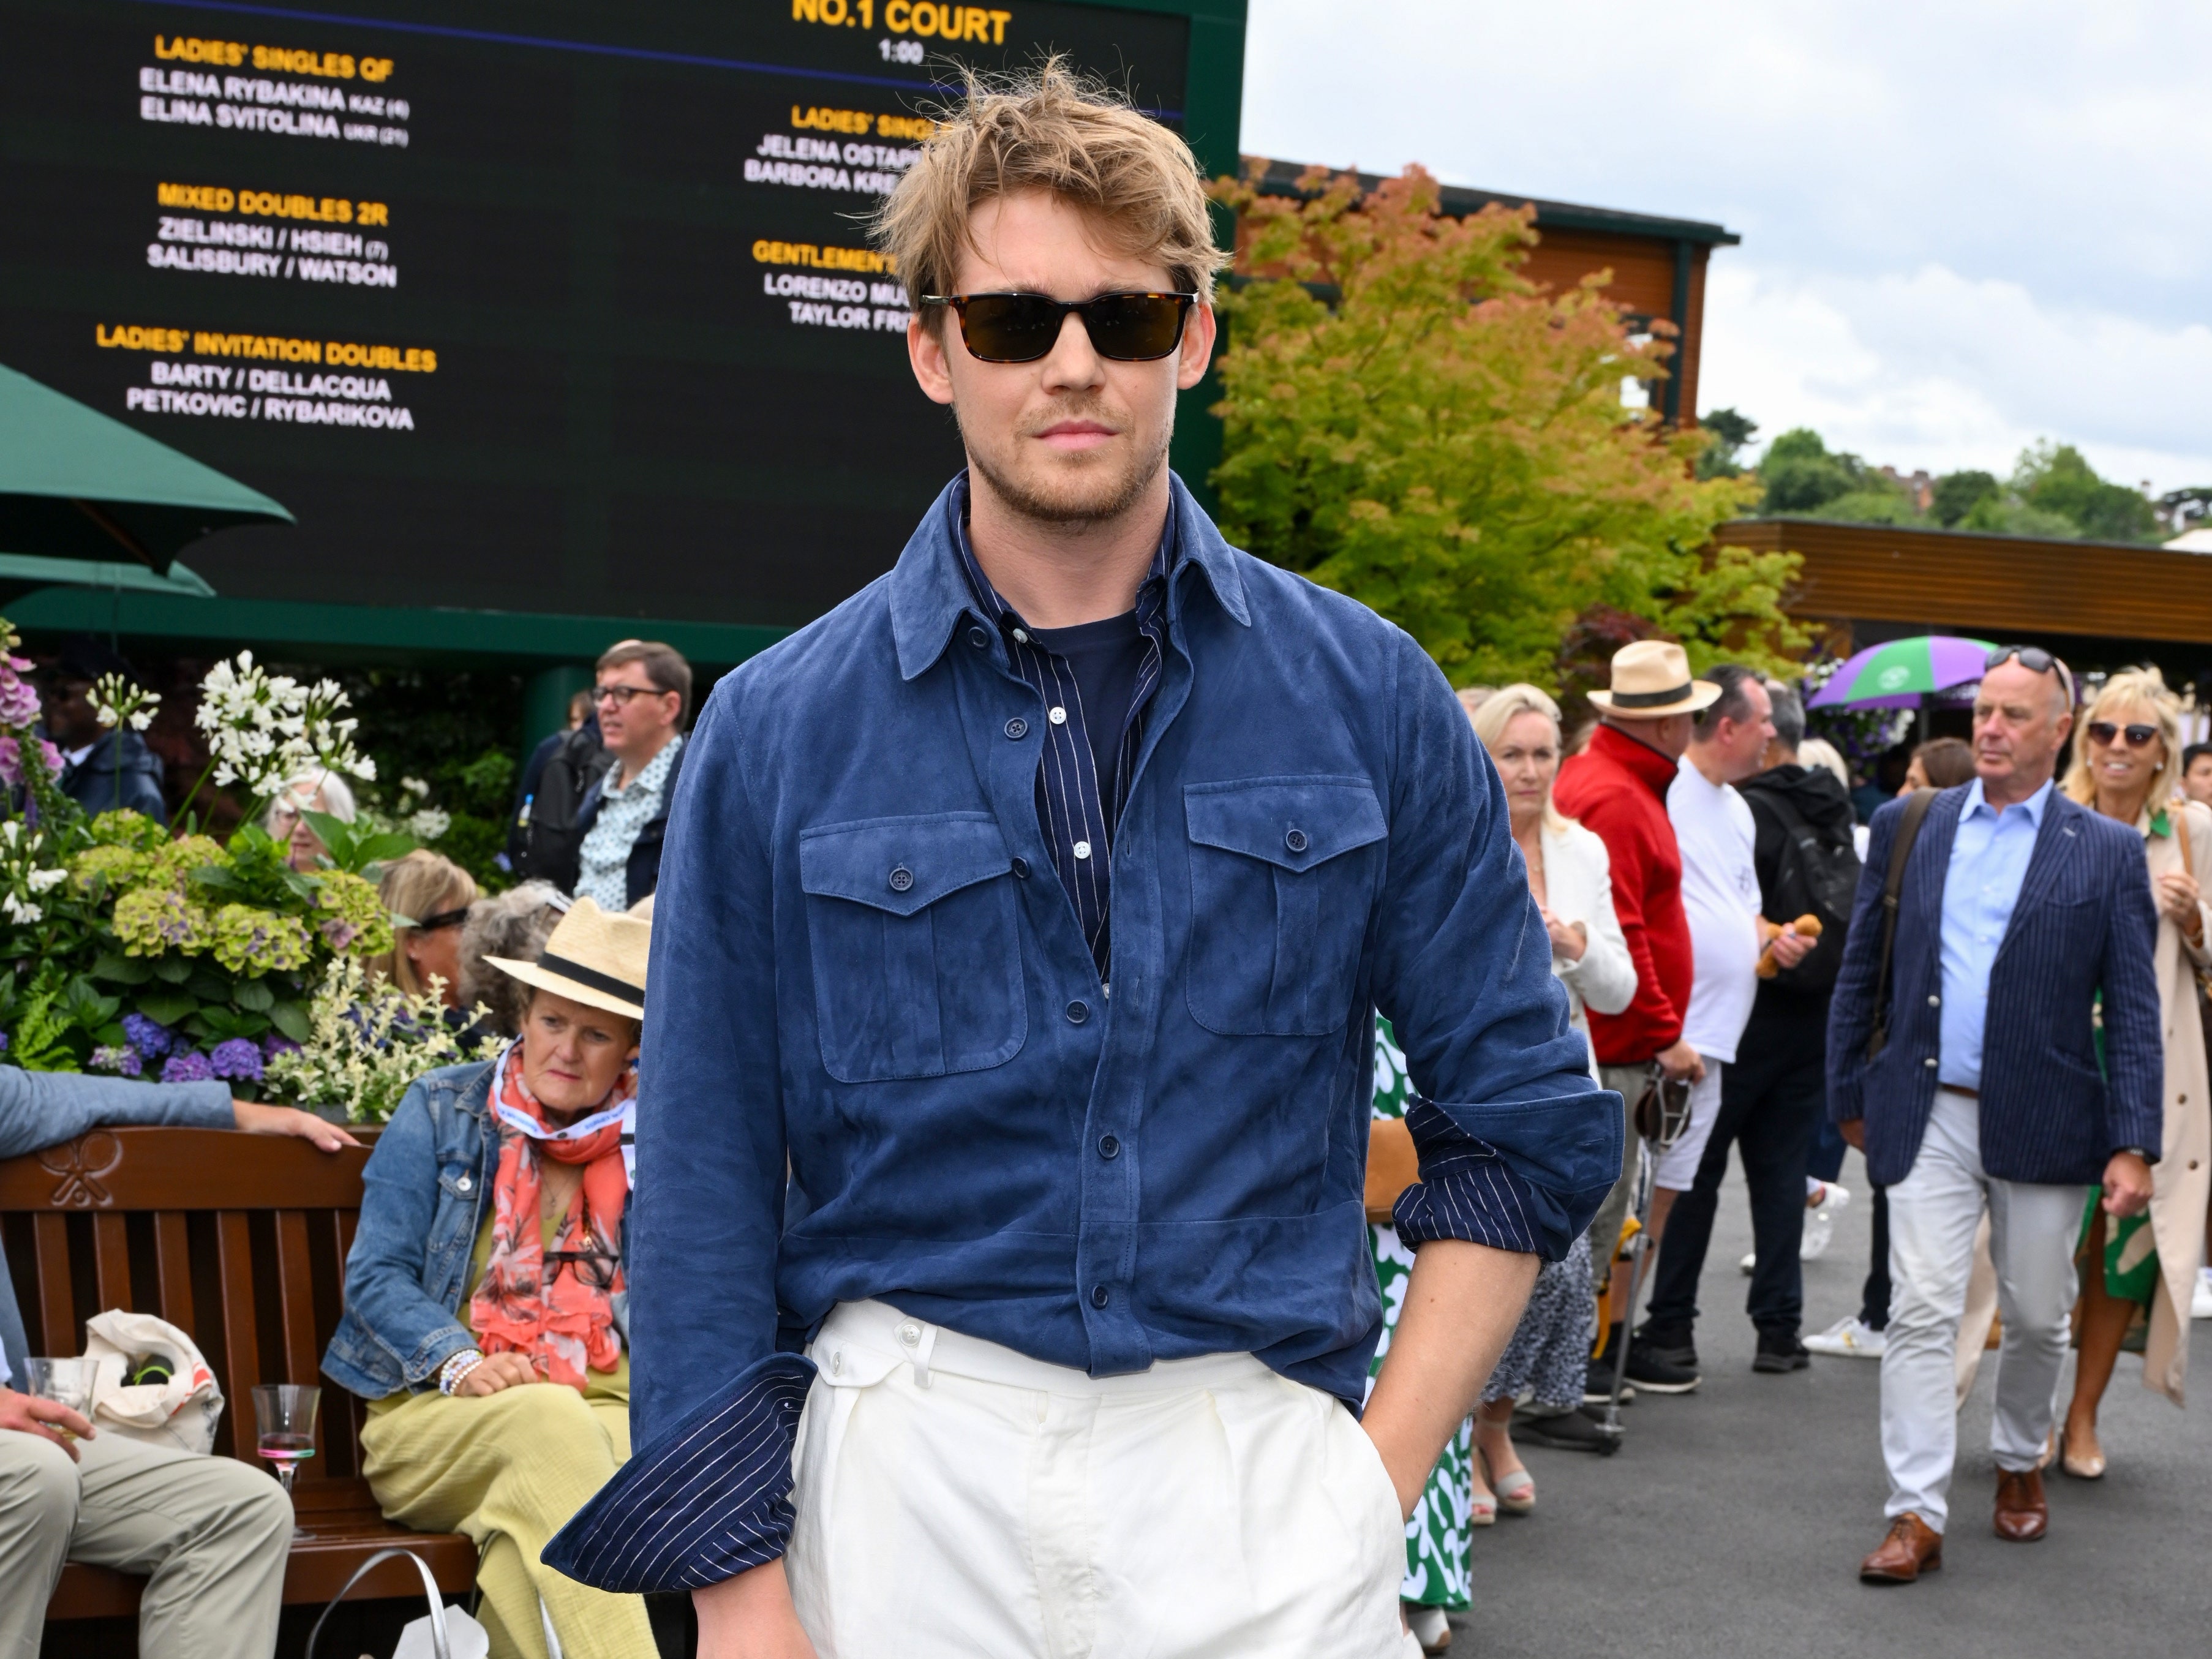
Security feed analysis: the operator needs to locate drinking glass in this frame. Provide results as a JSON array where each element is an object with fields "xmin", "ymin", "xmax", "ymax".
[
  {"xmin": 22, "ymin": 1358, "xmax": 94, "ymax": 1442},
  {"xmin": 251, "ymin": 1383, "xmax": 321, "ymax": 1534}
]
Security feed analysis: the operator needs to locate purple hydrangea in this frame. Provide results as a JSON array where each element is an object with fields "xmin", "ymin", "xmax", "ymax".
[
  {"xmin": 262, "ymin": 1031, "xmax": 302, "ymax": 1060},
  {"xmin": 208, "ymin": 1037, "xmax": 263, "ymax": 1082},
  {"xmin": 122, "ymin": 1013, "xmax": 175, "ymax": 1058},
  {"xmin": 160, "ymin": 1050, "xmax": 215, "ymax": 1084},
  {"xmin": 89, "ymin": 1045, "xmax": 143, "ymax": 1078}
]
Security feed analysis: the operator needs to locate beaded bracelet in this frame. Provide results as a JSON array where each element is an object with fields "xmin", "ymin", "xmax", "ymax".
[{"xmin": 438, "ymin": 1349, "xmax": 487, "ymax": 1396}]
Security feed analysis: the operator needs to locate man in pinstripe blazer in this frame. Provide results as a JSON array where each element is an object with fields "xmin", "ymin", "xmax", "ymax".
[{"xmin": 1827, "ymin": 648, "xmax": 2159, "ymax": 1582}]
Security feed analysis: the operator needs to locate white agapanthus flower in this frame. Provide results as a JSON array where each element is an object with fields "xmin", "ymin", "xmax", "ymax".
[
  {"xmin": 401, "ymin": 776, "xmax": 429, "ymax": 798},
  {"xmin": 91, "ymin": 672, "xmax": 160, "ymax": 733},
  {"xmin": 403, "ymin": 807, "xmax": 451, "ymax": 841},
  {"xmin": 26, "ymin": 868, "xmax": 66, "ymax": 892},
  {"xmin": 192, "ymin": 652, "xmax": 376, "ymax": 799},
  {"xmin": 2, "ymin": 892, "xmax": 42, "ymax": 924}
]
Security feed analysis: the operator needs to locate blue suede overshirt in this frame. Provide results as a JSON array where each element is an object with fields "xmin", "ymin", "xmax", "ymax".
[{"xmin": 544, "ymin": 473, "xmax": 1621, "ymax": 1592}]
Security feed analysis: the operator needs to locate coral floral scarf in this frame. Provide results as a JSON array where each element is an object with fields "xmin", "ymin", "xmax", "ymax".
[{"xmin": 467, "ymin": 1043, "xmax": 634, "ymax": 1391}]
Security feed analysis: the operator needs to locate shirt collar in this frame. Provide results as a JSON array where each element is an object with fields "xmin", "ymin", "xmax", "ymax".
[
  {"xmin": 1960, "ymin": 775, "xmax": 2053, "ymax": 826},
  {"xmin": 889, "ymin": 470, "xmax": 1250, "ymax": 681}
]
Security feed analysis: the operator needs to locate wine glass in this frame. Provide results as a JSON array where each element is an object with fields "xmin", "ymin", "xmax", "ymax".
[
  {"xmin": 251, "ymin": 1383, "xmax": 321, "ymax": 1535},
  {"xmin": 22, "ymin": 1358, "xmax": 94, "ymax": 1442}
]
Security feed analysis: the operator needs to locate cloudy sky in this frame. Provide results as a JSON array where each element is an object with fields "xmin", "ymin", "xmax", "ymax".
[{"xmin": 1239, "ymin": 0, "xmax": 2212, "ymax": 493}]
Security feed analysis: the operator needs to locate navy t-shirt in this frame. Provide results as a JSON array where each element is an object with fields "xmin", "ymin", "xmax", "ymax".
[{"xmin": 1028, "ymin": 609, "xmax": 1147, "ymax": 814}]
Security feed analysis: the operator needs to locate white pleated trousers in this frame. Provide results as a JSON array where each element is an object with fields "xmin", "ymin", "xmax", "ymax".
[{"xmin": 785, "ymin": 1299, "xmax": 1415, "ymax": 1659}]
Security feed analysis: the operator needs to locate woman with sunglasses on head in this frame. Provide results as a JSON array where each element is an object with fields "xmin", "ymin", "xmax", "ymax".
[
  {"xmin": 366, "ymin": 850, "xmax": 480, "ymax": 1010},
  {"xmin": 323, "ymin": 899, "xmax": 658, "ymax": 1659},
  {"xmin": 2052, "ymin": 668, "xmax": 2210, "ymax": 1477}
]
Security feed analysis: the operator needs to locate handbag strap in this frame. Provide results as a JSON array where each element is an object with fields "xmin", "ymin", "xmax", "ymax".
[
  {"xmin": 1866, "ymin": 788, "xmax": 1938, "ymax": 1061},
  {"xmin": 305, "ymin": 1548, "xmax": 452, "ymax": 1659}
]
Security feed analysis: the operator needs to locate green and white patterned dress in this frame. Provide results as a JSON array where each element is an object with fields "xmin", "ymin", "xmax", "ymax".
[{"xmin": 1366, "ymin": 1017, "xmax": 1475, "ymax": 1611}]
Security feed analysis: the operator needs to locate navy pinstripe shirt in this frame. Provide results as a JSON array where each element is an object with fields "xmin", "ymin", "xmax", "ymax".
[{"xmin": 949, "ymin": 479, "xmax": 1168, "ymax": 977}]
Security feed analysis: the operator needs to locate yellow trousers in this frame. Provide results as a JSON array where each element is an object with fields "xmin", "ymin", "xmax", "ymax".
[{"xmin": 360, "ymin": 1382, "xmax": 656, "ymax": 1659}]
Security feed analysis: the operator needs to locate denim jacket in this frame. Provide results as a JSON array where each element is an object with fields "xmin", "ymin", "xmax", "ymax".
[{"xmin": 322, "ymin": 1059, "xmax": 505, "ymax": 1399}]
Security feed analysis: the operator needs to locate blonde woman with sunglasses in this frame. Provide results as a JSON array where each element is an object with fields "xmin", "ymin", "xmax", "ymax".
[{"xmin": 2056, "ymin": 666, "xmax": 2212, "ymax": 1475}]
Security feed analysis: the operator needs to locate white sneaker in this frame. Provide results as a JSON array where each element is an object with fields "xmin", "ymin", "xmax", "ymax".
[
  {"xmin": 1405, "ymin": 1603, "xmax": 1451, "ymax": 1653},
  {"xmin": 1803, "ymin": 1314, "xmax": 1884, "ymax": 1359},
  {"xmin": 2194, "ymin": 1268, "xmax": 2212, "ymax": 1320},
  {"xmin": 1739, "ymin": 1251, "xmax": 1756, "ymax": 1275},
  {"xmin": 1801, "ymin": 1183, "xmax": 1852, "ymax": 1261}
]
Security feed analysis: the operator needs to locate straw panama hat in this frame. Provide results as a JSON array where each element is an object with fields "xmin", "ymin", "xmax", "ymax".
[
  {"xmin": 1586, "ymin": 639, "xmax": 1722, "ymax": 718},
  {"xmin": 486, "ymin": 897, "xmax": 648, "ymax": 1019}
]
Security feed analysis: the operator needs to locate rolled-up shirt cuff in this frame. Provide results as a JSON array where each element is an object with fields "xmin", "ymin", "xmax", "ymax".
[
  {"xmin": 1391, "ymin": 1098, "xmax": 1546, "ymax": 1257},
  {"xmin": 541, "ymin": 1352, "xmax": 814, "ymax": 1591}
]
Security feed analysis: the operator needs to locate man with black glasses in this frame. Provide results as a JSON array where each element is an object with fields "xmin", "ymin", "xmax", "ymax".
[
  {"xmin": 1829, "ymin": 644, "xmax": 2160, "ymax": 1582},
  {"xmin": 571, "ymin": 640, "xmax": 689, "ymax": 911},
  {"xmin": 547, "ymin": 62, "xmax": 1616, "ymax": 1659}
]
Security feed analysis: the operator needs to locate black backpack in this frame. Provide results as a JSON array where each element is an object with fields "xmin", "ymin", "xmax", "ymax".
[
  {"xmin": 1745, "ymin": 777, "xmax": 1861, "ymax": 998},
  {"xmin": 513, "ymin": 724, "xmax": 612, "ymax": 892}
]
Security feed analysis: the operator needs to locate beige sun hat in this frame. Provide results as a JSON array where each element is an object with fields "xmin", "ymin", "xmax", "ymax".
[
  {"xmin": 1586, "ymin": 639, "xmax": 1722, "ymax": 718},
  {"xmin": 485, "ymin": 897, "xmax": 647, "ymax": 1019}
]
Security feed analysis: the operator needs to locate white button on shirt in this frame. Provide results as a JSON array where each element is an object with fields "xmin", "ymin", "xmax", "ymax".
[
  {"xmin": 1049, "ymin": 706, "xmax": 1068, "ymax": 726},
  {"xmin": 1072, "ymin": 840, "xmax": 1093, "ymax": 860}
]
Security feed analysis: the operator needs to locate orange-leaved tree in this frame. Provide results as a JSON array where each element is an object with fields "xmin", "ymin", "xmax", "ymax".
[{"xmin": 1207, "ymin": 164, "xmax": 1800, "ymax": 687}]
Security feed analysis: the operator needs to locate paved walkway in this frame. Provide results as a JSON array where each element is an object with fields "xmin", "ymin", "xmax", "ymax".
[{"xmin": 1448, "ymin": 1148, "xmax": 2212, "ymax": 1657}]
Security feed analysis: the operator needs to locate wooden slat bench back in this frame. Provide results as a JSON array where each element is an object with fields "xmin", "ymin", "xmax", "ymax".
[{"xmin": 0, "ymin": 1126, "xmax": 476, "ymax": 1617}]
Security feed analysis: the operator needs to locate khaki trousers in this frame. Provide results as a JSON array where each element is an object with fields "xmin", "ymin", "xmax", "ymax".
[
  {"xmin": 0, "ymin": 1428, "xmax": 290, "ymax": 1659},
  {"xmin": 360, "ymin": 1382, "xmax": 654, "ymax": 1659}
]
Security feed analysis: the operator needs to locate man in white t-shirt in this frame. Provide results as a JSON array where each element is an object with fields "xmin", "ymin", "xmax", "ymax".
[{"xmin": 1627, "ymin": 666, "xmax": 1810, "ymax": 1393}]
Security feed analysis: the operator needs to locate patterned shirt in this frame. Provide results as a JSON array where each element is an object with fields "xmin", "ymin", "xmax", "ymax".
[
  {"xmin": 949, "ymin": 478, "xmax": 1169, "ymax": 977},
  {"xmin": 576, "ymin": 733, "xmax": 683, "ymax": 911}
]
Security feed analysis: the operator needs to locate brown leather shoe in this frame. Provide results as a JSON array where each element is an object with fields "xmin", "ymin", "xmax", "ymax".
[
  {"xmin": 1995, "ymin": 1468, "xmax": 2048, "ymax": 1541},
  {"xmin": 1859, "ymin": 1512, "xmax": 1943, "ymax": 1582}
]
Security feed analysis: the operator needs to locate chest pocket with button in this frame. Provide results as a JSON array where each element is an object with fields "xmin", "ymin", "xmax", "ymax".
[
  {"xmin": 1183, "ymin": 777, "xmax": 1388, "ymax": 1037},
  {"xmin": 798, "ymin": 812, "xmax": 1027, "ymax": 1083}
]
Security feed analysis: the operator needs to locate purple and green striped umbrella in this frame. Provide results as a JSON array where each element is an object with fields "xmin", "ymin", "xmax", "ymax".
[{"xmin": 1806, "ymin": 635, "xmax": 1998, "ymax": 710}]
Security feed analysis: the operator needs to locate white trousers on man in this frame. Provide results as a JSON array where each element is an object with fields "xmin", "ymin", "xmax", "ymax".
[
  {"xmin": 0, "ymin": 1424, "xmax": 290, "ymax": 1658},
  {"xmin": 1880, "ymin": 1088, "xmax": 2086, "ymax": 1532},
  {"xmin": 785, "ymin": 1299, "xmax": 1414, "ymax": 1659}
]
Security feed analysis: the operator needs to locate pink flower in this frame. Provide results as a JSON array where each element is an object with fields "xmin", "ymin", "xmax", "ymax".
[
  {"xmin": 0, "ymin": 735, "xmax": 64, "ymax": 786},
  {"xmin": 0, "ymin": 680, "xmax": 36, "ymax": 729}
]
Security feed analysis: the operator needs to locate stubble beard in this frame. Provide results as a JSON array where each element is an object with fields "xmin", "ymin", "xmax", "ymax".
[{"xmin": 959, "ymin": 396, "xmax": 1173, "ymax": 530}]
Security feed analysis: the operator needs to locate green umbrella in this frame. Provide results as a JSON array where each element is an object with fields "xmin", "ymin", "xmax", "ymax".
[
  {"xmin": 0, "ymin": 362, "xmax": 290, "ymax": 576},
  {"xmin": 1807, "ymin": 635, "xmax": 1999, "ymax": 710}
]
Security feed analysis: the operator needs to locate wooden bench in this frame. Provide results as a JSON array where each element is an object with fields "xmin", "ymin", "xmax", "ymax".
[{"xmin": 0, "ymin": 1126, "xmax": 477, "ymax": 1619}]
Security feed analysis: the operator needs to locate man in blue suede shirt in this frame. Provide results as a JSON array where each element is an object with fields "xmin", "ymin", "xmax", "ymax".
[{"xmin": 549, "ymin": 64, "xmax": 1618, "ymax": 1659}]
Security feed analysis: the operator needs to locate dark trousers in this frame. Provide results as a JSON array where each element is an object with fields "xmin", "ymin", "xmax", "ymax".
[
  {"xmin": 1646, "ymin": 1010, "xmax": 1827, "ymax": 1340},
  {"xmin": 1860, "ymin": 1185, "xmax": 1891, "ymax": 1331}
]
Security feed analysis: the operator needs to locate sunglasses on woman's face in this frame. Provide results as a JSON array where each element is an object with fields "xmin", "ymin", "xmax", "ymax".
[
  {"xmin": 2087, "ymin": 721, "xmax": 2159, "ymax": 750},
  {"xmin": 922, "ymin": 291, "xmax": 1197, "ymax": 364}
]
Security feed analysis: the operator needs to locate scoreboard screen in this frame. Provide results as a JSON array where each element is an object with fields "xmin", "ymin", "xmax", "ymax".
[{"xmin": 0, "ymin": 0, "xmax": 1195, "ymax": 625}]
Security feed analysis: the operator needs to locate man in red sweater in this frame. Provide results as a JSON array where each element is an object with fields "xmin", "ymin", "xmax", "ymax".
[{"xmin": 1554, "ymin": 639, "xmax": 1716, "ymax": 1393}]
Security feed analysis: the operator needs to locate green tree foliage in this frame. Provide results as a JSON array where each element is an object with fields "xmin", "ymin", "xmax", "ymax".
[
  {"xmin": 1206, "ymin": 165, "xmax": 1797, "ymax": 686},
  {"xmin": 1930, "ymin": 469, "xmax": 1998, "ymax": 525},
  {"xmin": 1696, "ymin": 407, "xmax": 1758, "ymax": 479},
  {"xmin": 1755, "ymin": 427, "xmax": 1917, "ymax": 523},
  {"xmin": 2012, "ymin": 441, "xmax": 2157, "ymax": 542}
]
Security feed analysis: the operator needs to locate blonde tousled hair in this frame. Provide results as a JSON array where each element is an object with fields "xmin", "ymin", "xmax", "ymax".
[
  {"xmin": 365, "ymin": 849, "xmax": 479, "ymax": 998},
  {"xmin": 1469, "ymin": 683, "xmax": 1574, "ymax": 834},
  {"xmin": 873, "ymin": 58, "xmax": 1229, "ymax": 317},
  {"xmin": 2061, "ymin": 665, "xmax": 2184, "ymax": 816}
]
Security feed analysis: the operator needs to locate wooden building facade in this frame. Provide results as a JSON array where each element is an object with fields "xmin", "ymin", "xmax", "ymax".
[{"xmin": 1717, "ymin": 517, "xmax": 2212, "ymax": 694}]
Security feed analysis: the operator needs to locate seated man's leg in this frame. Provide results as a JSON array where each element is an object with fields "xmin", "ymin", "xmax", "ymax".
[
  {"xmin": 362, "ymin": 1383, "xmax": 655, "ymax": 1659},
  {"xmin": 0, "ymin": 1431, "xmax": 80, "ymax": 1659},
  {"xmin": 67, "ymin": 1431, "xmax": 289, "ymax": 1659}
]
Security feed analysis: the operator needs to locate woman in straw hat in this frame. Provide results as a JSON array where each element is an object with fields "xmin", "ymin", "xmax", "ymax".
[{"xmin": 322, "ymin": 898, "xmax": 659, "ymax": 1659}]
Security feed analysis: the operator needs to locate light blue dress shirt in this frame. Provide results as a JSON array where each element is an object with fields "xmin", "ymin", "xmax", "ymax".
[{"xmin": 1938, "ymin": 777, "xmax": 2053, "ymax": 1091}]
